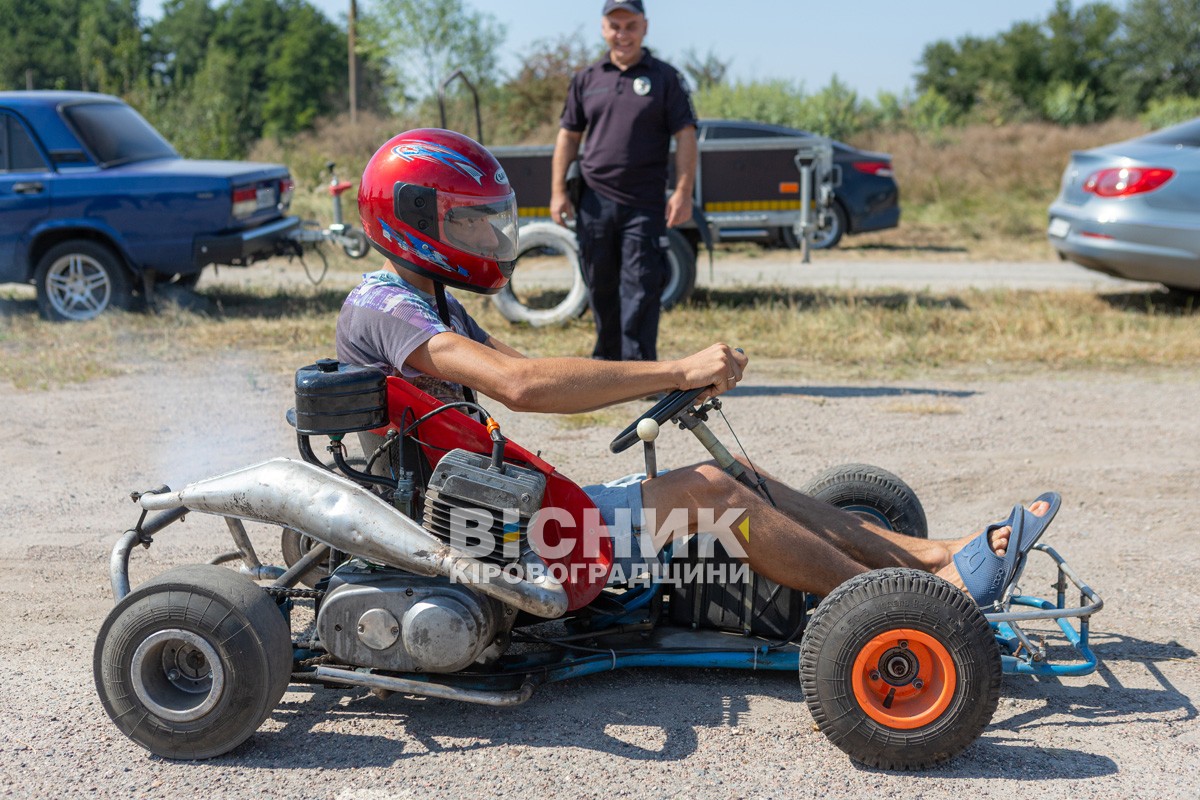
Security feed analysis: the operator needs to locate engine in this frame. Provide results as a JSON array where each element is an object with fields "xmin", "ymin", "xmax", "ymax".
[
  {"xmin": 316, "ymin": 564, "xmax": 510, "ymax": 673},
  {"xmin": 293, "ymin": 360, "xmax": 551, "ymax": 673},
  {"xmin": 316, "ymin": 444, "xmax": 547, "ymax": 673}
]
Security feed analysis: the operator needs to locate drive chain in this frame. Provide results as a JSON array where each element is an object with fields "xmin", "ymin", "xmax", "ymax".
[{"xmin": 266, "ymin": 586, "xmax": 326, "ymax": 600}]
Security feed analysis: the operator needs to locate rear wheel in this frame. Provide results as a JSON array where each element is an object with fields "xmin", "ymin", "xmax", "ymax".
[
  {"xmin": 800, "ymin": 463, "xmax": 928, "ymax": 539},
  {"xmin": 93, "ymin": 564, "xmax": 293, "ymax": 759},
  {"xmin": 280, "ymin": 529, "xmax": 341, "ymax": 588},
  {"xmin": 34, "ymin": 240, "xmax": 134, "ymax": 321},
  {"xmin": 662, "ymin": 227, "xmax": 697, "ymax": 309},
  {"xmin": 800, "ymin": 568, "xmax": 1001, "ymax": 769}
]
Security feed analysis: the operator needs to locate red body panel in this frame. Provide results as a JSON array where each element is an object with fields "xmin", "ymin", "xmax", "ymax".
[{"xmin": 378, "ymin": 377, "xmax": 613, "ymax": 610}]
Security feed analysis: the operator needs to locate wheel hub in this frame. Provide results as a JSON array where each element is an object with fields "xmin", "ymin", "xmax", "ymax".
[
  {"xmin": 47, "ymin": 254, "xmax": 111, "ymax": 319},
  {"xmin": 851, "ymin": 628, "xmax": 956, "ymax": 730},
  {"xmin": 130, "ymin": 628, "xmax": 226, "ymax": 722},
  {"xmin": 879, "ymin": 644, "xmax": 919, "ymax": 686}
]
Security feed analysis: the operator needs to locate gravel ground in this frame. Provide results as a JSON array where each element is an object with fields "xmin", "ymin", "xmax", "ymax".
[{"xmin": 1, "ymin": 262, "xmax": 1198, "ymax": 799}]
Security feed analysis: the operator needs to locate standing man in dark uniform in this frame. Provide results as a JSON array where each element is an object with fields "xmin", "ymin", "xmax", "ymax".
[{"xmin": 550, "ymin": 0, "xmax": 698, "ymax": 362}]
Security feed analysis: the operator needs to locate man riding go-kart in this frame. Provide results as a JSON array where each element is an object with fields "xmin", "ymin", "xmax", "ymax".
[{"xmin": 94, "ymin": 129, "xmax": 1102, "ymax": 769}]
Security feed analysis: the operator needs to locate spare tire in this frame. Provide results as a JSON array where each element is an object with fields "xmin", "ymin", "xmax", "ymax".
[
  {"xmin": 491, "ymin": 222, "xmax": 589, "ymax": 327},
  {"xmin": 493, "ymin": 223, "xmax": 698, "ymax": 326}
]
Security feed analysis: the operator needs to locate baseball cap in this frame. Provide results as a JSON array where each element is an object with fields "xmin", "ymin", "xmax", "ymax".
[{"xmin": 603, "ymin": 0, "xmax": 645, "ymax": 15}]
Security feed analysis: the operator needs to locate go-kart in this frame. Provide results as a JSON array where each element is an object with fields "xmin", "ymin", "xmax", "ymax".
[{"xmin": 95, "ymin": 359, "xmax": 1103, "ymax": 768}]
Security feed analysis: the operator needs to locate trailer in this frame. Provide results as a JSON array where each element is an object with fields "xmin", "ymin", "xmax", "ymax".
[{"xmin": 489, "ymin": 135, "xmax": 836, "ymax": 326}]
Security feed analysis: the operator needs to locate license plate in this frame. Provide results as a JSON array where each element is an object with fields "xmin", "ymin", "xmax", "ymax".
[
  {"xmin": 1048, "ymin": 217, "xmax": 1070, "ymax": 238},
  {"xmin": 255, "ymin": 187, "xmax": 277, "ymax": 209}
]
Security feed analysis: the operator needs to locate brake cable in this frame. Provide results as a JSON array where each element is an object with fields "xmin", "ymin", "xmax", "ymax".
[{"xmin": 717, "ymin": 405, "xmax": 776, "ymax": 507}]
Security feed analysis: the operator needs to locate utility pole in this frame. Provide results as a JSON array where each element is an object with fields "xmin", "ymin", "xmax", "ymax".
[{"xmin": 348, "ymin": 0, "xmax": 358, "ymax": 125}]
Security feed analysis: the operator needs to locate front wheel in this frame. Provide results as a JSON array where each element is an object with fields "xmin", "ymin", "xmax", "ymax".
[
  {"xmin": 800, "ymin": 568, "xmax": 1001, "ymax": 769},
  {"xmin": 93, "ymin": 565, "xmax": 293, "ymax": 759},
  {"xmin": 800, "ymin": 463, "xmax": 928, "ymax": 539},
  {"xmin": 34, "ymin": 240, "xmax": 134, "ymax": 321}
]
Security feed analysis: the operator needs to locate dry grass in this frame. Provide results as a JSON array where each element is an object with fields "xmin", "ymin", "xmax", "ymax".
[
  {"xmin": 883, "ymin": 399, "xmax": 964, "ymax": 416},
  {"xmin": 246, "ymin": 116, "xmax": 1155, "ymax": 261},
  {"xmin": 848, "ymin": 120, "xmax": 1148, "ymax": 252},
  {"xmin": 4, "ymin": 282, "xmax": 1198, "ymax": 391}
]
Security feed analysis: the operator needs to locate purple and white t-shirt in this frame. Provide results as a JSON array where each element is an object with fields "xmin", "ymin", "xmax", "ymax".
[{"xmin": 335, "ymin": 270, "xmax": 490, "ymax": 404}]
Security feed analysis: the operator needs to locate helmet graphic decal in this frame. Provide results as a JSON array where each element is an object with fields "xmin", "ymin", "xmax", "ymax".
[
  {"xmin": 378, "ymin": 218, "xmax": 469, "ymax": 278},
  {"xmin": 392, "ymin": 141, "xmax": 484, "ymax": 184}
]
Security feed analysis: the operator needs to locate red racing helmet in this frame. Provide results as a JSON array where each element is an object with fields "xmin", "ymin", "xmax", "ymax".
[{"xmin": 358, "ymin": 128, "xmax": 518, "ymax": 294}]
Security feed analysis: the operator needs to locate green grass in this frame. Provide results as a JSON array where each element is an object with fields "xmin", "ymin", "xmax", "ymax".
[{"xmin": 3, "ymin": 283, "xmax": 1198, "ymax": 391}]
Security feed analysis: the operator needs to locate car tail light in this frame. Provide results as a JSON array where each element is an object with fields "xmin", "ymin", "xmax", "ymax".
[
  {"xmin": 232, "ymin": 186, "xmax": 258, "ymax": 218},
  {"xmin": 1082, "ymin": 167, "xmax": 1174, "ymax": 197},
  {"xmin": 852, "ymin": 161, "xmax": 893, "ymax": 178},
  {"xmin": 279, "ymin": 177, "xmax": 295, "ymax": 210}
]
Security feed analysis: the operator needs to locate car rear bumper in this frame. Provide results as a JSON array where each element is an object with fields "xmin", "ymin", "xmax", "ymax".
[
  {"xmin": 1047, "ymin": 204, "xmax": 1200, "ymax": 290},
  {"xmin": 193, "ymin": 216, "xmax": 301, "ymax": 268}
]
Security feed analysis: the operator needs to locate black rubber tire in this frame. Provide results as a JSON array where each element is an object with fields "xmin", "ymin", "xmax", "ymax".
[
  {"xmin": 662, "ymin": 227, "xmax": 697, "ymax": 309},
  {"xmin": 800, "ymin": 463, "xmax": 928, "ymax": 539},
  {"xmin": 280, "ymin": 529, "xmax": 336, "ymax": 588},
  {"xmin": 93, "ymin": 564, "xmax": 293, "ymax": 760},
  {"xmin": 34, "ymin": 240, "xmax": 135, "ymax": 322},
  {"xmin": 800, "ymin": 568, "xmax": 1001, "ymax": 769}
]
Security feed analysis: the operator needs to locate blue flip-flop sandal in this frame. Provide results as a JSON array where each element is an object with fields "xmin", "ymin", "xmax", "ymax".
[{"xmin": 953, "ymin": 491, "xmax": 1061, "ymax": 608}]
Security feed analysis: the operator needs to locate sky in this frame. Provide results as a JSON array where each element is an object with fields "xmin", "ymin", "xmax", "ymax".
[{"xmin": 140, "ymin": 0, "xmax": 1131, "ymax": 97}]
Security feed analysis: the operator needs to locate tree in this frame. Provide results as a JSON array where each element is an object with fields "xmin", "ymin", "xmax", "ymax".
[
  {"xmin": 494, "ymin": 32, "xmax": 592, "ymax": 142},
  {"xmin": 0, "ymin": 0, "xmax": 142, "ymax": 92},
  {"xmin": 681, "ymin": 48, "xmax": 730, "ymax": 92},
  {"xmin": 364, "ymin": 0, "xmax": 505, "ymax": 104},
  {"xmin": 147, "ymin": 0, "xmax": 219, "ymax": 88},
  {"xmin": 1117, "ymin": 0, "xmax": 1200, "ymax": 112}
]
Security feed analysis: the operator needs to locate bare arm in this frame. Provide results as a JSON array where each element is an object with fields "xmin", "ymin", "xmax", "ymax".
[
  {"xmin": 550, "ymin": 128, "xmax": 583, "ymax": 227},
  {"xmin": 406, "ymin": 332, "xmax": 746, "ymax": 414},
  {"xmin": 666, "ymin": 125, "xmax": 697, "ymax": 228}
]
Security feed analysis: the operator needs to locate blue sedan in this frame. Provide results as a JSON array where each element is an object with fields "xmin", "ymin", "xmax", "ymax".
[{"xmin": 1048, "ymin": 117, "xmax": 1200, "ymax": 291}]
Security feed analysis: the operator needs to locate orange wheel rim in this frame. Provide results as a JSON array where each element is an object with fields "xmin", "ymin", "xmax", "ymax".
[{"xmin": 850, "ymin": 628, "xmax": 957, "ymax": 730}]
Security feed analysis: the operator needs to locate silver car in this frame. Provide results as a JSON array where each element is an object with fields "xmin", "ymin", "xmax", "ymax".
[{"xmin": 1048, "ymin": 117, "xmax": 1200, "ymax": 291}]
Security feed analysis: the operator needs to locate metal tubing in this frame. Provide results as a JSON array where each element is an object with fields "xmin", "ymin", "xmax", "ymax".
[
  {"xmin": 136, "ymin": 458, "xmax": 568, "ymax": 618},
  {"xmin": 224, "ymin": 517, "xmax": 262, "ymax": 570},
  {"xmin": 983, "ymin": 545, "xmax": 1103, "ymax": 623},
  {"xmin": 272, "ymin": 542, "xmax": 330, "ymax": 589},
  {"xmin": 313, "ymin": 666, "xmax": 535, "ymax": 706},
  {"xmin": 109, "ymin": 530, "xmax": 140, "ymax": 601},
  {"xmin": 109, "ymin": 506, "xmax": 190, "ymax": 602}
]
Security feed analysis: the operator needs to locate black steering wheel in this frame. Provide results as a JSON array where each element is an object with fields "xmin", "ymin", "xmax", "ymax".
[{"xmin": 609, "ymin": 386, "xmax": 707, "ymax": 453}]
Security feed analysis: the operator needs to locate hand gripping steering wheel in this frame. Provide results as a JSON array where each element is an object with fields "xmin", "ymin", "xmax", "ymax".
[{"xmin": 608, "ymin": 387, "xmax": 708, "ymax": 453}]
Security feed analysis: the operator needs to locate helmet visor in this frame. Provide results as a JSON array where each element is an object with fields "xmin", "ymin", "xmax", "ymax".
[{"xmin": 439, "ymin": 191, "xmax": 519, "ymax": 262}]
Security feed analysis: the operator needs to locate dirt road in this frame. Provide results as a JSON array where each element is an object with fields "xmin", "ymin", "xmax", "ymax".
[{"xmin": 2, "ymin": 328, "xmax": 1198, "ymax": 798}]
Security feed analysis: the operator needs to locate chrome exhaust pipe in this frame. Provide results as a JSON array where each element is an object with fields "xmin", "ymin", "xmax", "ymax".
[{"xmin": 138, "ymin": 458, "xmax": 568, "ymax": 618}]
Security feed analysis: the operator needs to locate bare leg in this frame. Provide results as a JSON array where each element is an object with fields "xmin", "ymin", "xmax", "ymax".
[{"xmin": 640, "ymin": 462, "xmax": 1049, "ymax": 598}]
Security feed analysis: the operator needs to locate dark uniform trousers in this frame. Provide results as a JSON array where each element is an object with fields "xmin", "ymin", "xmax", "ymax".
[{"xmin": 576, "ymin": 186, "xmax": 668, "ymax": 361}]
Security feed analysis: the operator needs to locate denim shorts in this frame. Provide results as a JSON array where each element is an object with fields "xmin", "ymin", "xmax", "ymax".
[{"xmin": 582, "ymin": 472, "xmax": 661, "ymax": 583}]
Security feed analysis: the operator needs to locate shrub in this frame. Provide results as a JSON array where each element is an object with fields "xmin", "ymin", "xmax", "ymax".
[{"xmin": 1140, "ymin": 95, "xmax": 1200, "ymax": 130}]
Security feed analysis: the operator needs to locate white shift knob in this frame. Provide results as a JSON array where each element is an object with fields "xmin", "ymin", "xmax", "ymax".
[{"xmin": 636, "ymin": 418, "xmax": 660, "ymax": 442}]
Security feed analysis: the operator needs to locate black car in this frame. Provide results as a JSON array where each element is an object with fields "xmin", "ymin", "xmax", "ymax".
[{"xmin": 697, "ymin": 119, "xmax": 901, "ymax": 249}]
